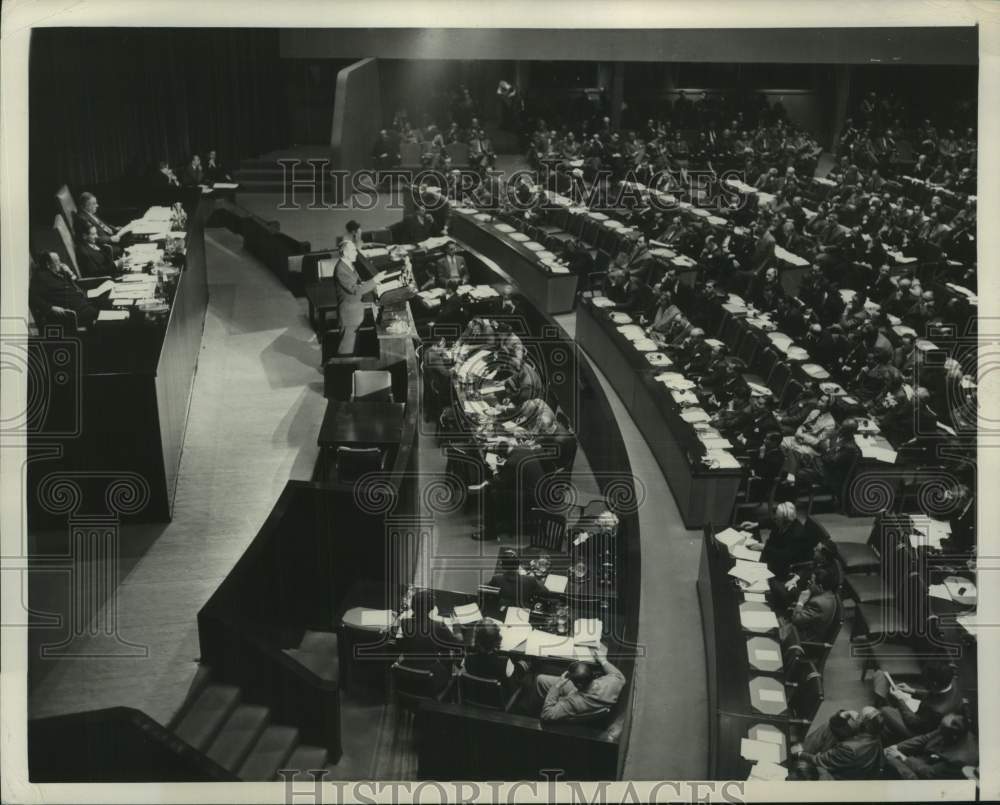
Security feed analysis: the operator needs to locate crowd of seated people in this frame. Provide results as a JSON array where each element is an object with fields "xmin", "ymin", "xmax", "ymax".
[
  {"xmin": 392, "ymin": 583, "xmax": 626, "ymax": 723},
  {"xmin": 788, "ymin": 660, "xmax": 977, "ymax": 781},
  {"xmin": 371, "ymin": 92, "xmax": 497, "ymax": 174},
  {"xmin": 444, "ymin": 85, "xmax": 977, "ymax": 502}
]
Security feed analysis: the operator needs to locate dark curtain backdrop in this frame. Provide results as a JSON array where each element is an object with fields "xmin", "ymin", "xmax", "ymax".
[{"xmin": 30, "ymin": 28, "xmax": 290, "ymax": 214}]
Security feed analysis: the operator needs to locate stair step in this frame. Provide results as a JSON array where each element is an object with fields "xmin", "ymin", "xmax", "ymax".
[
  {"xmin": 173, "ymin": 684, "xmax": 241, "ymax": 751},
  {"xmin": 237, "ymin": 724, "xmax": 299, "ymax": 781},
  {"xmin": 282, "ymin": 648, "xmax": 339, "ymax": 682},
  {"xmin": 206, "ymin": 703, "xmax": 271, "ymax": 772},
  {"xmin": 298, "ymin": 629, "xmax": 339, "ymax": 655},
  {"xmin": 277, "ymin": 744, "xmax": 328, "ymax": 782}
]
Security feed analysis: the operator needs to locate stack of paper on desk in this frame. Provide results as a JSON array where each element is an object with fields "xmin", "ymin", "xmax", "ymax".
[
  {"xmin": 714, "ymin": 527, "xmax": 749, "ymax": 549},
  {"xmin": 452, "ymin": 603, "xmax": 483, "ymax": 626},
  {"xmin": 573, "ymin": 618, "xmax": 603, "ymax": 647},
  {"xmin": 705, "ymin": 450, "xmax": 742, "ymax": 469},
  {"xmin": 731, "ymin": 544, "xmax": 763, "ymax": 563},
  {"xmin": 672, "ymin": 390, "xmax": 699, "ymax": 406},
  {"xmin": 632, "ymin": 338, "xmax": 658, "ymax": 352},
  {"xmin": 741, "ymin": 738, "xmax": 782, "ymax": 764},
  {"xmin": 700, "ymin": 435, "xmax": 733, "ymax": 450},
  {"xmin": 418, "ymin": 287, "xmax": 447, "ymax": 300},
  {"xmin": 213, "ymin": 182, "xmax": 239, "ymax": 190},
  {"xmin": 544, "ymin": 574, "xmax": 569, "ymax": 594},
  {"xmin": 680, "ymin": 408, "xmax": 711, "ymax": 424},
  {"xmin": 729, "ymin": 561, "xmax": 774, "ymax": 585},
  {"xmin": 97, "ymin": 309, "xmax": 129, "ymax": 322},
  {"xmin": 616, "ymin": 324, "xmax": 647, "ymax": 341},
  {"xmin": 86, "ymin": 280, "xmax": 116, "ymax": 299},
  {"xmin": 591, "ymin": 297, "xmax": 616, "ymax": 308},
  {"xmin": 505, "ymin": 607, "xmax": 531, "ymax": 627},
  {"xmin": 494, "ymin": 223, "xmax": 516, "ymax": 233},
  {"xmin": 854, "ymin": 435, "xmax": 898, "ymax": 464},
  {"xmin": 748, "ymin": 761, "xmax": 788, "ymax": 781},
  {"xmin": 656, "ymin": 373, "xmax": 696, "ymax": 391}
]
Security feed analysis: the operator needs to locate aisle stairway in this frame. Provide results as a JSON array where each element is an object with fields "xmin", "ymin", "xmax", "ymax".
[{"xmin": 169, "ymin": 630, "xmax": 341, "ymax": 782}]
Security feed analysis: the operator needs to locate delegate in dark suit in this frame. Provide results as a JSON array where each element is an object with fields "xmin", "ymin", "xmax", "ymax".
[
  {"xmin": 29, "ymin": 255, "xmax": 104, "ymax": 327},
  {"xmin": 436, "ymin": 251, "xmax": 469, "ymax": 286},
  {"xmin": 75, "ymin": 240, "xmax": 118, "ymax": 279}
]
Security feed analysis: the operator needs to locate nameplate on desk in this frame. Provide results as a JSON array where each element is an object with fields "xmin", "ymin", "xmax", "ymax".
[
  {"xmin": 739, "ymin": 602, "xmax": 779, "ymax": 633},
  {"xmin": 741, "ymin": 738, "xmax": 782, "ymax": 764},
  {"xmin": 757, "ymin": 687, "xmax": 785, "ymax": 703}
]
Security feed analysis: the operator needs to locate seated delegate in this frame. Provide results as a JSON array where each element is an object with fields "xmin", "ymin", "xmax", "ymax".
[
  {"xmin": 884, "ymin": 714, "xmax": 978, "ymax": 780},
  {"xmin": 487, "ymin": 548, "xmax": 553, "ymax": 609},
  {"xmin": 535, "ymin": 648, "xmax": 625, "ymax": 723},
  {"xmin": 462, "ymin": 620, "xmax": 526, "ymax": 697},
  {"xmin": 29, "ymin": 252, "xmax": 108, "ymax": 328},
  {"xmin": 793, "ymin": 708, "xmax": 884, "ymax": 780},
  {"xmin": 76, "ymin": 223, "xmax": 121, "ymax": 278}
]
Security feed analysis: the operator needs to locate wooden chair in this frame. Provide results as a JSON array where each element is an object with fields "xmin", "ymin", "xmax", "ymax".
[
  {"xmin": 336, "ymin": 446, "xmax": 383, "ymax": 484},
  {"xmin": 787, "ymin": 660, "xmax": 824, "ymax": 741},
  {"xmin": 799, "ymin": 594, "xmax": 844, "ymax": 674},
  {"xmin": 457, "ymin": 670, "xmax": 521, "ymax": 712},
  {"xmin": 390, "ymin": 661, "xmax": 454, "ymax": 711},
  {"xmin": 528, "ymin": 508, "xmax": 567, "ymax": 553}
]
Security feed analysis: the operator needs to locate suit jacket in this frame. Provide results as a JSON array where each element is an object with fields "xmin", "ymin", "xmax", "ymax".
[
  {"xmin": 813, "ymin": 734, "xmax": 883, "ymax": 780},
  {"xmin": 76, "ymin": 241, "xmax": 117, "ymax": 278},
  {"xmin": 790, "ymin": 589, "xmax": 837, "ymax": 643},
  {"xmin": 180, "ymin": 165, "xmax": 204, "ymax": 187},
  {"xmin": 895, "ymin": 728, "xmax": 978, "ymax": 779},
  {"xmin": 907, "ymin": 683, "xmax": 964, "ymax": 734},
  {"xmin": 487, "ymin": 571, "xmax": 551, "ymax": 608},
  {"xmin": 76, "ymin": 209, "xmax": 117, "ymax": 243},
  {"xmin": 333, "ymin": 258, "xmax": 373, "ymax": 317},
  {"xmin": 540, "ymin": 660, "xmax": 626, "ymax": 722},
  {"xmin": 761, "ymin": 520, "xmax": 817, "ymax": 578},
  {"xmin": 28, "ymin": 267, "xmax": 96, "ymax": 321},
  {"xmin": 436, "ymin": 254, "xmax": 468, "ymax": 284}
]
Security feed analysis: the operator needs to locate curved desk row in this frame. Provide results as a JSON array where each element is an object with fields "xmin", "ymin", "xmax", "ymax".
[
  {"xmin": 575, "ymin": 297, "xmax": 744, "ymax": 529},
  {"xmin": 696, "ymin": 529, "xmax": 792, "ymax": 781},
  {"xmin": 448, "ymin": 208, "xmax": 580, "ymax": 314}
]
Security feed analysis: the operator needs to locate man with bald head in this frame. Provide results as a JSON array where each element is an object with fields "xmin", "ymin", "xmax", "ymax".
[{"xmin": 536, "ymin": 647, "xmax": 625, "ymax": 723}]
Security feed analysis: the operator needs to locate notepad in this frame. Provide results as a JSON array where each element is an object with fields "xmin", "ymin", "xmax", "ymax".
[
  {"xmin": 748, "ymin": 761, "xmax": 788, "ymax": 781},
  {"xmin": 504, "ymin": 607, "xmax": 531, "ymax": 627},
  {"xmin": 452, "ymin": 602, "xmax": 483, "ymax": 626},
  {"xmin": 573, "ymin": 618, "xmax": 603, "ymax": 647},
  {"xmin": 359, "ymin": 609, "xmax": 396, "ymax": 629},
  {"xmin": 731, "ymin": 544, "xmax": 763, "ymax": 563},
  {"xmin": 544, "ymin": 574, "xmax": 569, "ymax": 594},
  {"xmin": 500, "ymin": 624, "xmax": 531, "ymax": 652},
  {"xmin": 753, "ymin": 725, "xmax": 785, "ymax": 746},
  {"xmin": 741, "ymin": 738, "xmax": 782, "ymax": 764},
  {"xmin": 714, "ymin": 527, "xmax": 747, "ymax": 549},
  {"xmin": 680, "ymin": 408, "xmax": 711, "ymax": 424},
  {"xmin": 86, "ymin": 280, "xmax": 115, "ymax": 298}
]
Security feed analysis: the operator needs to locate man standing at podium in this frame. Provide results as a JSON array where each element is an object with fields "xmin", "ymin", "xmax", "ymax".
[{"xmin": 334, "ymin": 240, "xmax": 385, "ymax": 355}]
